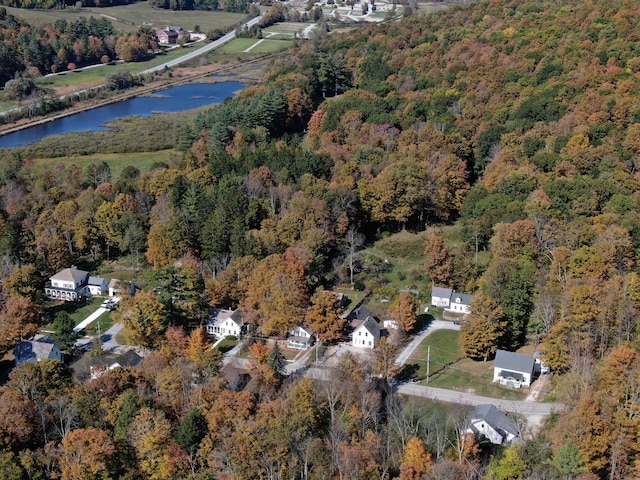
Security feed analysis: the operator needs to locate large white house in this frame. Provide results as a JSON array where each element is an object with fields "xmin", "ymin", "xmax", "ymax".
[
  {"xmin": 45, "ymin": 267, "xmax": 90, "ymax": 301},
  {"xmin": 493, "ymin": 350, "xmax": 535, "ymax": 388},
  {"xmin": 206, "ymin": 308, "xmax": 245, "ymax": 338},
  {"xmin": 288, "ymin": 326, "xmax": 315, "ymax": 350}
]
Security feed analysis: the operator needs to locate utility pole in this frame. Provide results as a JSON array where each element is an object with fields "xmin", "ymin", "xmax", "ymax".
[{"xmin": 426, "ymin": 345, "xmax": 430, "ymax": 384}]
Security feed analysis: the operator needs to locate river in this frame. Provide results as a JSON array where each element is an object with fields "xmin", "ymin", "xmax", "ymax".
[{"xmin": 0, "ymin": 81, "xmax": 244, "ymax": 149}]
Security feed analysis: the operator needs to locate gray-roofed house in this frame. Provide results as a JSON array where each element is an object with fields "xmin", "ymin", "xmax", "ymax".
[
  {"xmin": 90, "ymin": 349, "xmax": 143, "ymax": 379},
  {"xmin": 287, "ymin": 325, "xmax": 315, "ymax": 350},
  {"xmin": 493, "ymin": 349, "xmax": 535, "ymax": 388},
  {"xmin": 467, "ymin": 404, "xmax": 521, "ymax": 445},
  {"xmin": 14, "ymin": 337, "xmax": 62, "ymax": 365},
  {"xmin": 446, "ymin": 291, "xmax": 474, "ymax": 314},
  {"xmin": 206, "ymin": 308, "xmax": 245, "ymax": 338},
  {"xmin": 45, "ymin": 267, "xmax": 90, "ymax": 301},
  {"xmin": 431, "ymin": 286, "xmax": 453, "ymax": 308},
  {"xmin": 352, "ymin": 316, "xmax": 381, "ymax": 349},
  {"xmin": 87, "ymin": 276, "xmax": 108, "ymax": 296}
]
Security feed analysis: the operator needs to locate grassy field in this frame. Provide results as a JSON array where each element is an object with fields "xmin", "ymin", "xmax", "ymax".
[
  {"xmin": 4, "ymin": 2, "xmax": 245, "ymax": 33},
  {"xmin": 218, "ymin": 38, "xmax": 259, "ymax": 53},
  {"xmin": 248, "ymin": 39, "xmax": 291, "ymax": 53},
  {"xmin": 33, "ymin": 149, "xmax": 177, "ymax": 179},
  {"xmin": 37, "ymin": 46, "xmax": 198, "ymax": 90}
]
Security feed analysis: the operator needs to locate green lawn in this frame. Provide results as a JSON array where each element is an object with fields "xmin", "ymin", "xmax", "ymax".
[
  {"xmin": 404, "ymin": 330, "xmax": 463, "ymax": 380},
  {"xmin": 249, "ymin": 40, "xmax": 291, "ymax": 53},
  {"xmin": 4, "ymin": 3, "xmax": 245, "ymax": 33},
  {"xmin": 219, "ymin": 38, "xmax": 259, "ymax": 53},
  {"xmin": 83, "ymin": 312, "xmax": 114, "ymax": 337},
  {"xmin": 399, "ymin": 329, "xmax": 525, "ymax": 400},
  {"xmin": 44, "ymin": 297, "xmax": 106, "ymax": 330},
  {"xmin": 215, "ymin": 336, "xmax": 238, "ymax": 354},
  {"xmin": 33, "ymin": 149, "xmax": 177, "ymax": 179},
  {"xmin": 37, "ymin": 47, "xmax": 197, "ymax": 90}
]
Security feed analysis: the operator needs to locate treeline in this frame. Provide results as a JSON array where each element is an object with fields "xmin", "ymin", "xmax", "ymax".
[
  {"xmin": 149, "ymin": 0, "xmax": 249, "ymax": 13},
  {"xmin": 0, "ymin": 11, "xmax": 116, "ymax": 85}
]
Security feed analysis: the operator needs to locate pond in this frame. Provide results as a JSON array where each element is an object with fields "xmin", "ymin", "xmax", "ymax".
[{"xmin": 0, "ymin": 80, "xmax": 244, "ymax": 149}]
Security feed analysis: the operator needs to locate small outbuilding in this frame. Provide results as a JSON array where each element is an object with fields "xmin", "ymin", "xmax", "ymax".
[{"xmin": 493, "ymin": 349, "xmax": 535, "ymax": 388}]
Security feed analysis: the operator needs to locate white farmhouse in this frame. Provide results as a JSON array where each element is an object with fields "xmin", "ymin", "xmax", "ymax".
[
  {"xmin": 287, "ymin": 325, "xmax": 315, "ymax": 350},
  {"xmin": 493, "ymin": 349, "xmax": 535, "ymax": 388},
  {"xmin": 206, "ymin": 308, "xmax": 245, "ymax": 338},
  {"xmin": 352, "ymin": 317, "xmax": 381, "ymax": 349},
  {"xmin": 467, "ymin": 404, "xmax": 521, "ymax": 445},
  {"xmin": 45, "ymin": 267, "xmax": 90, "ymax": 301}
]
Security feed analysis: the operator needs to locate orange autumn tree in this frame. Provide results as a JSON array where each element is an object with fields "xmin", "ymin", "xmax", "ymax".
[
  {"xmin": 242, "ymin": 252, "xmax": 309, "ymax": 336},
  {"xmin": 58, "ymin": 427, "xmax": 115, "ymax": 480},
  {"xmin": 388, "ymin": 293, "xmax": 419, "ymax": 333},
  {"xmin": 397, "ymin": 436, "xmax": 432, "ymax": 480}
]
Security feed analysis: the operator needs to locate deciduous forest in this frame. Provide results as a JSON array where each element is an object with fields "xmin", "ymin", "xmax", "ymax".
[{"xmin": 1, "ymin": 0, "xmax": 640, "ymax": 478}]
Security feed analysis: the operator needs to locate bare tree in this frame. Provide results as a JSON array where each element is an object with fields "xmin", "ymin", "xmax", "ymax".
[{"xmin": 344, "ymin": 227, "xmax": 364, "ymax": 285}]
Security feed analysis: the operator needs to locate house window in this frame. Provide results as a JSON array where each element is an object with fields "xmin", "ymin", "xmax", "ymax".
[
  {"xmin": 369, "ymin": 341, "xmax": 372, "ymax": 346},
  {"xmin": 365, "ymin": 332, "xmax": 368, "ymax": 336},
  {"xmin": 359, "ymin": 331, "xmax": 362, "ymax": 336}
]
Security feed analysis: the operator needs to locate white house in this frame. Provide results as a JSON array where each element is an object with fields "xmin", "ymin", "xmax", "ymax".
[
  {"xmin": 467, "ymin": 404, "xmax": 521, "ymax": 445},
  {"xmin": 206, "ymin": 308, "xmax": 245, "ymax": 338},
  {"xmin": 431, "ymin": 286, "xmax": 453, "ymax": 308},
  {"xmin": 14, "ymin": 337, "xmax": 62, "ymax": 365},
  {"xmin": 287, "ymin": 325, "xmax": 315, "ymax": 350},
  {"xmin": 87, "ymin": 276, "xmax": 108, "ymax": 296},
  {"xmin": 446, "ymin": 291, "xmax": 473, "ymax": 314},
  {"xmin": 352, "ymin": 317, "xmax": 380, "ymax": 349},
  {"xmin": 493, "ymin": 350, "xmax": 535, "ymax": 388},
  {"xmin": 45, "ymin": 267, "xmax": 90, "ymax": 301}
]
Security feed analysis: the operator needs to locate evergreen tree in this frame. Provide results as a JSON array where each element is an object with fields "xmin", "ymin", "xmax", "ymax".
[{"xmin": 267, "ymin": 343, "xmax": 286, "ymax": 378}]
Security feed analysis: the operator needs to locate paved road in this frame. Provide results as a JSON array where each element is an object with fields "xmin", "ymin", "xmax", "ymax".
[
  {"xmin": 141, "ymin": 15, "xmax": 263, "ymax": 75},
  {"xmin": 396, "ymin": 382, "xmax": 563, "ymax": 415}
]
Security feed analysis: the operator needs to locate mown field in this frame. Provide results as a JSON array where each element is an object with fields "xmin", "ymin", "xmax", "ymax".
[{"xmin": 3, "ymin": 2, "xmax": 245, "ymax": 32}]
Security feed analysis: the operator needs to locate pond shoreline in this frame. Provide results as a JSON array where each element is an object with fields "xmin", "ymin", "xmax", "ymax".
[{"xmin": 0, "ymin": 55, "xmax": 272, "ymax": 141}]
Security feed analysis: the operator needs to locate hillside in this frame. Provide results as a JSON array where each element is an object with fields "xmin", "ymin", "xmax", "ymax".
[{"xmin": 1, "ymin": 0, "xmax": 640, "ymax": 478}]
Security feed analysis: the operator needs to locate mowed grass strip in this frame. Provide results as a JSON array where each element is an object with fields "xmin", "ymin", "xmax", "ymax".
[
  {"xmin": 249, "ymin": 40, "xmax": 291, "ymax": 53},
  {"xmin": 219, "ymin": 38, "xmax": 260, "ymax": 53},
  {"xmin": 33, "ymin": 149, "xmax": 176, "ymax": 179}
]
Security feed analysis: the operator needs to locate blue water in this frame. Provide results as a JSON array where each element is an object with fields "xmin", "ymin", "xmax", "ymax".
[{"xmin": 0, "ymin": 81, "xmax": 244, "ymax": 149}]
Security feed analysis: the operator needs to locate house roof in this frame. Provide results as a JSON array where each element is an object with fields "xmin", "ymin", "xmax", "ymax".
[
  {"xmin": 431, "ymin": 286, "xmax": 453, "ymax": 298},
  {"xmin": 14, "ymin": 339, "xmax": 58, "ymax": 362},
  {"xmin": 350, "ymin": 305, "xmax": 374, "ymax": 322},
  {"xmin": 290, "ymin": 325, "xmax": 313, "ymax": 336},
  {"xmin": 50, "ymin": 267, "xmax": 88, "ymax": 283},
  {"xmin": 494, "ymin": 350, "xmax": 535, "ymax": 374},
  {"xmin": 208, "ymin": 308, "xmax": 243, "ymax": 328},
  {"xmin": 355, "ymin": 316, "xmax": 381, "ymax": 339},
  {"xmin": 88, "ymin": 276, "xmax": 107, "ymax": 286},
  {"xmin": 450, "ymin": 291, "xmax": 474, "ymax": 306},
  {"xmin": 472, "ymin": 404, "xmax": 520, "ymax": 438},
  {"xmin": 118, "ymin": 349, "xmax": 142, "ymax": 368},
  {"xmin": 169, "ymin": 25, "xmax": 184, "ymax": 32}
]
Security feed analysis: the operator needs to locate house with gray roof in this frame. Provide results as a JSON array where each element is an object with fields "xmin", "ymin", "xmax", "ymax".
[
  {"xmin": 45, "ymin": 267, "xmax": 90, "ymax": 301},
  {"xmin": 467, "ymin": 404, "xmax": 521, "ymax": 445},
  {"xmin": 14, "ymin": 337, "xmax": 62, "ymax": 365},
  {"xmin": 206, "ymin": 308, "xmax": 245, "ymax": 338},
  {"xmin": 88, "ymin": 276, "xmax": 108, "ymax": 296},
  {"xmin": 493, "ymin": 349, "xmax": 535, "ymax": 388},
  {"xmin": 352, "ymin": 316, "xmax": 380, "ymax": 349},
  {"xmin": 431, "ymin": 286, "xmax": 453, "ymax": 308},
  {"xmin": 446, "ymin": 291, "xmax": 474, "ymax": 314},
  {"xmin": 287, "ymin": 325, "xmax": 315, "ymax": 350}
]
